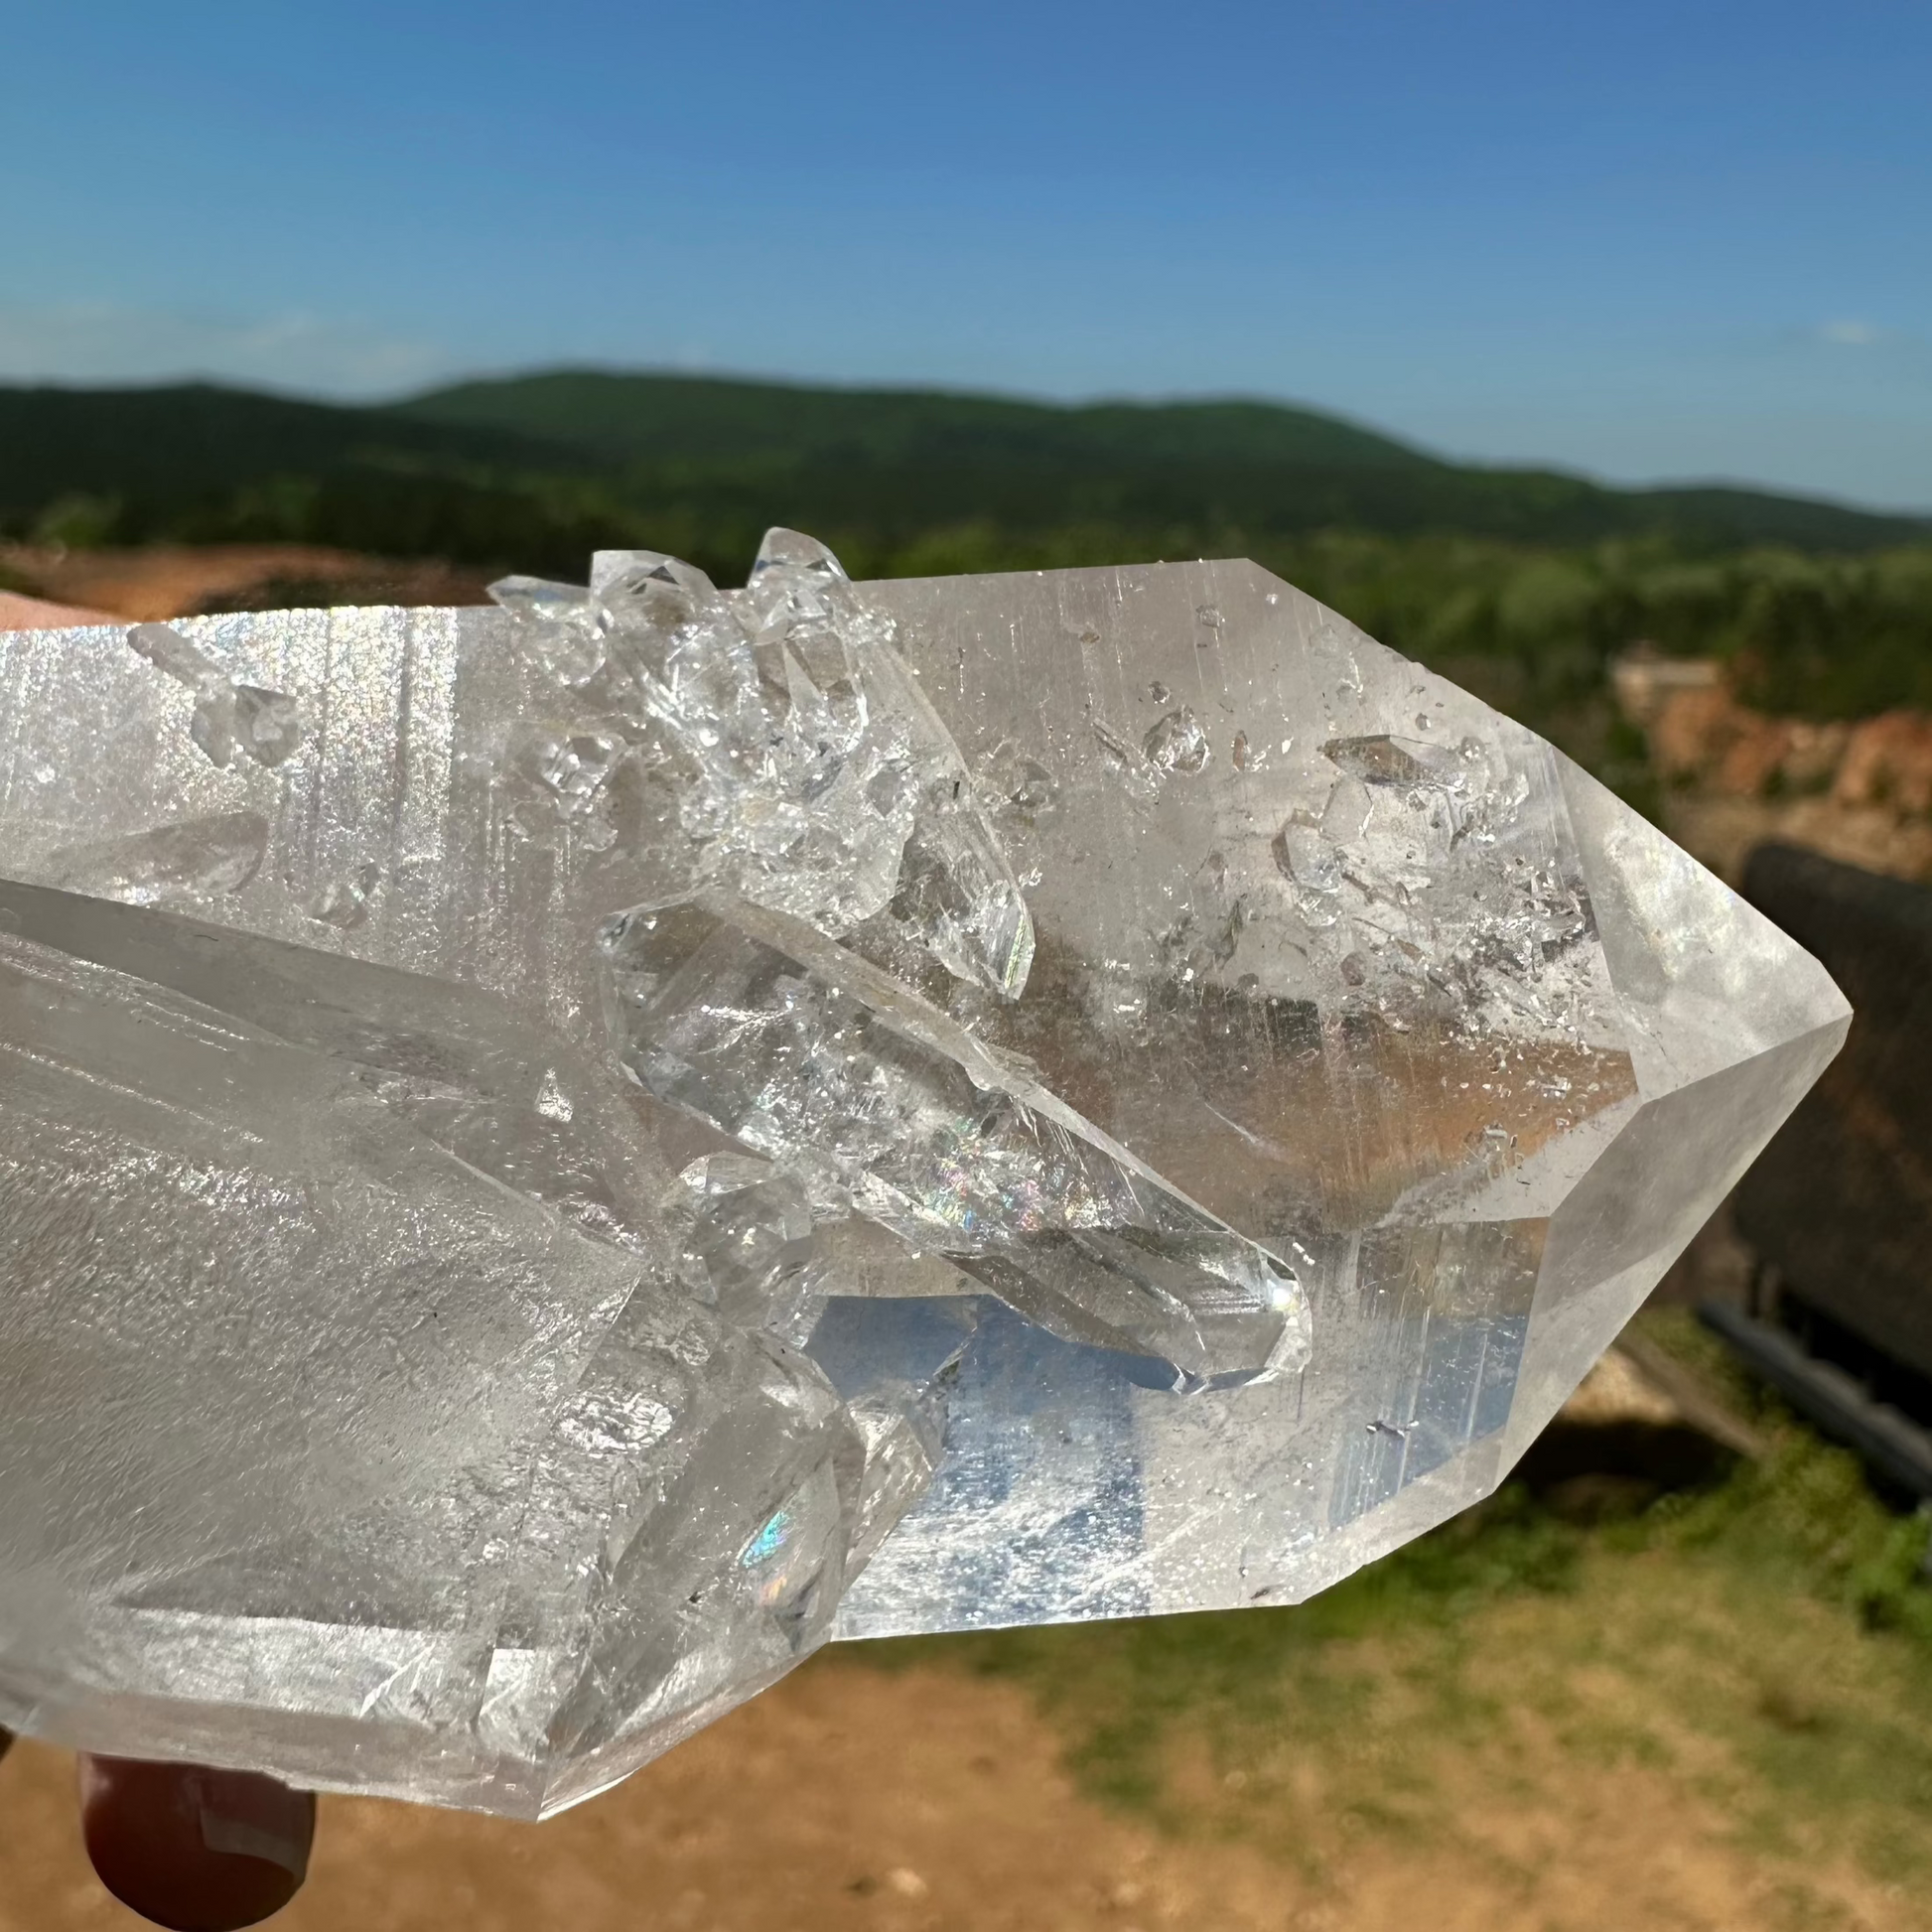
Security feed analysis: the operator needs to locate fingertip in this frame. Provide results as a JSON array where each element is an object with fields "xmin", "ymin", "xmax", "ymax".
[{"xmin": 78, "ymin": 1753, "xmax": 315, "ymax": 1931}]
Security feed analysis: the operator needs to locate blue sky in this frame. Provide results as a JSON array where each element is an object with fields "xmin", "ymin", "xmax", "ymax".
[{"xmin": 5, "ymin": 1, "xmax": 1930, "ymax": 507}]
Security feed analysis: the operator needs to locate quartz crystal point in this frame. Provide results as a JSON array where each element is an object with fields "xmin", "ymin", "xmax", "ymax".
[
  {"xmin": 600, "ymin": 892, "xmax": 1310, "ymax": 1388},
  {"xmin": 0, "ymin": 544, "xmax": 1847, "ymax": 1816}
]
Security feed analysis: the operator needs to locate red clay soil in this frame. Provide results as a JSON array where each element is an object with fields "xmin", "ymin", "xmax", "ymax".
[{"xmin": 2, "ymin": 545, "xmax": 494, "ymax": 623}]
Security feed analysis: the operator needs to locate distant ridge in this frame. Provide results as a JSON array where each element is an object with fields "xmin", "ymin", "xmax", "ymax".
[{"xmin": 1, "ymin": 370, "xmax": 1925, "ymax": 577}]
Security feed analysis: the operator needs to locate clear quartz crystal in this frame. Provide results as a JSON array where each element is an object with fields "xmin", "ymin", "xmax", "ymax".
[
  {"xmin": 666, "ymin": 1150, "xmax": 819, "ymax": 1333},
  {"xmin": 0, "ymin": 545, "xmax": 1847, "ymax": 1813},
  {"xmin": 127, "ymin": 622, "xmax": 304, "ymax": 771},
  {"xmin": 233, "ymin": 684, "xmax": 306, "ymax": 767},
  {"xmin": 600, "ymin": 893, "xmax": 1311, "ymax": 1389},
  {"xmin": 488, "ymin": 529, "xmax": 1035, "ymax": 998},
  {"xmin": 0, "ymin": 919, "xmax": 869, "ymax": 1813}
]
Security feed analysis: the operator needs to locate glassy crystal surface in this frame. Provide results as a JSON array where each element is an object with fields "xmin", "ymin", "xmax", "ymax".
[
  {"xmin": 0, "ymin": 544, "xmax": 1847, "ymax": 1815},
  {"xmin": 0, "ymin": 918, "xmax": 874, "ymax": 1814},
  {"xmin": 490, "ymin": 529, "xmax": 1035, "ymax": 998},
  {"xmin": 600, "ymin": 892, "xmax": 1311, "ymax": 1388},
  {"xmin": 127, "ymin": 621, "xmax": 305, "ymax": 771}
]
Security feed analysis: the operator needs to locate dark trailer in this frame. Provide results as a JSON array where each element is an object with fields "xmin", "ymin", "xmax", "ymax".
[{"xmin": 1707, "ymin": 843, "xmax": 1932, "ymax": 1497}]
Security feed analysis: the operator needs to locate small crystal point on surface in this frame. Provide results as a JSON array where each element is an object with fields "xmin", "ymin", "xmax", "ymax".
[
  {"xmin": 487, "ymin": 527, "xmax": 1035, "ymax": 999},
  {"xmin": 0, "ymin": 539, "xmax": 1847, "ymax": 1814},
  {"xmin": 126, "ymin": 621, "xmax": 304, "ymax": 770}
]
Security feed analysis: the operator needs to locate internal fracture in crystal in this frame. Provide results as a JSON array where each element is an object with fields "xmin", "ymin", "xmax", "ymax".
[{"xmin": 0, "ymin": 534, "xmax": 1848, "ymax": 1819}]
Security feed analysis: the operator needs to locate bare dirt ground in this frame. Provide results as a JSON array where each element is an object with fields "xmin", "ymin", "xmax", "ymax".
[
  {"xmin": 0, "ymin": 544, "xmax": 493, "ymax": 622},
  {"xmin": 1663, "ymin": 790, "xmax": 1932, "ymax": 891},
  {"xmin": 0, "ymin": 1649, "xmax": 1917, "ymax": 1932}
]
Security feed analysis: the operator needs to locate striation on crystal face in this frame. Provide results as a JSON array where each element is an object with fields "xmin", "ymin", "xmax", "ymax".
[
  {"xmin": 0, "ymin": 919, "xmax": 875, "ymax": 1813},
  {"xmin": 0, "ymin": 877, "xmax": 967, "ymax": 1813},
  {"xmin": 0, "ymin": 535, "xmax": 1848, "ymax": 1815}
]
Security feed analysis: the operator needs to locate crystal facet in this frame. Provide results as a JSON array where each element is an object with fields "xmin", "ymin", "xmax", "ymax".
[
  {"xmin": 489, "ymin": 529, "xmax": 1035, "ymax": 999},
  {"xmin": 0, "ymin": 542, "xmax": 1846, "ymax": 1815},
  {"xmin": 600, "ymin": 892, "xmax": 1310, "ymax": 1388}
]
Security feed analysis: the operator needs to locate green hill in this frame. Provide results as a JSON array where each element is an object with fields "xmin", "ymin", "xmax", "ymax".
[
  {"xmin": 0, "ymin": 381, "xmax": 544, "ymax": 504},
  {"xmin": 404, "ymin": 370, "xmax": 1931, "ymax": 559},
  {"xmin": 3, "ymin": 371, "xmax": 1925, "ymax": 580},
  {"xmin": 5, "ymin": 370, "xmax": 1931, "ymax": 735}
]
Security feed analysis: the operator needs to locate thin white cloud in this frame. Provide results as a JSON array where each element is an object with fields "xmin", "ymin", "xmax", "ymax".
[
  {"xmin": 0, "ymin": 302, "xmax": 458, "ymax": 396},
  {"xmin": 1817, "ymin": 318, "xmax": 1883, "ymax": 347}
]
